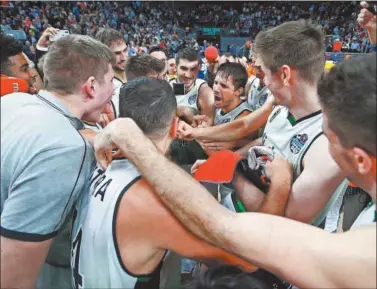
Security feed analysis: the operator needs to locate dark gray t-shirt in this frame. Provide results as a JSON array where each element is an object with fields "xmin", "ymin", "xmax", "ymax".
[{"xmin": 1, "ymin": 90, "xmax": 95, "ymax": 288}]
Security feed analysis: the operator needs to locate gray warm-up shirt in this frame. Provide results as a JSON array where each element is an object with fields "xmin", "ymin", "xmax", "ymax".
[{"xmin": 1, "ymin": 90, "xmax": 95, "ymax": 288}]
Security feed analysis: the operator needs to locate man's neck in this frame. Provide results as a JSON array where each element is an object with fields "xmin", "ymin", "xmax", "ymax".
[
  {"xmin": 114, "ymin": 70, "xmax": 127, "ymax": 83},
  {"xmin": 287, "ymin": 83, "xmax": 321, "ymax": 120},
  {"xmin": 221, "ymin": 98, "xmax": 242, "ymax": 114},
  {"xmin": 47, "ymin": 90, "xmax": 85, "ymax": 119},
  {"xmin": 370, "ymin": 182, "xmax": 376, "ymax": 203}
]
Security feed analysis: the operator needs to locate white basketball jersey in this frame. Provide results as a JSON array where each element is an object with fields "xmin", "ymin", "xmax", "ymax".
[
  {"xmin": 351, "ymin": 203, "xmax": 376, "ymax": 229},
  {"xmin": 169, "ymin": 78, "xmax": 206, "ymax": 115},
  {"xmin": 262, "ymin": 106, "xmax": 347, "ymax": 228},
  {"xmin": 214, "ymin": 101, "xmax": 252, "ymax": 125},
  {"xmin": 112, "ymin": 77, "xmax": 124, "ymax": 118},
  {"xmin": 71, "ymin": 160, "xmax": 177, "ymax": 289},
  {"xmin": 247, "ymin": 77, "xmax": 273, "ymax": 111}
]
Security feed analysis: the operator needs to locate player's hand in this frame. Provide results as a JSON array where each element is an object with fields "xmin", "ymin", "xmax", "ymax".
[
  {"xmin": 264, "ymin": 154, "xmax": 293, "ymax": 188},
  {"xmin": 176, "ymin": 120, "xmax": 196, "ymax": 140},
  {"xmin": 94, "ymin": 118, "xmax": 141, "ymax": 169},
  {"xmin": 358, "ymin": 2, "xmax": 376, "ymax": 30},
  {"xmin": 192, "ymin": 115, "xmax": 209, "ymax": 128},
  {"xmin": 191, "ymin": 159, "xmax": 207, "ymax": 174},
  {"xmin": 37, "ymin": 27, "xmax": 59, "ymax": 48},
  {"xmin": 201, "ymin": 140, "xmax": 237, "ymax": 151}
]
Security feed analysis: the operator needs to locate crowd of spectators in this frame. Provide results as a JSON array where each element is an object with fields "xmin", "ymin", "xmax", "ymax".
[
  {"xmin": 229, "ymin": 1, "xmax": 374, "ymax": 53},
  {"xmin": 1, "ymin": 1, "xmax": 374, "ymax": 61},
  {"xmin": 0, "ymin": 1, "xmax": 202, "ymax": 59}
]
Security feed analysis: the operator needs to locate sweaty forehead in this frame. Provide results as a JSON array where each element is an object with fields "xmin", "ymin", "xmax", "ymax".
[
  {"xmin": 215, "ymin": 72, "xmax": 234, "ymax": 86},
  {"xmin": 178, "ymin": 59, "xmax": 199, "ymax": 68}
]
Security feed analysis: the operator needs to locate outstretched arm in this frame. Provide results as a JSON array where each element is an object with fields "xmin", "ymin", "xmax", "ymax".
[
  {"xmin": 121, "ymin": 179, "xmax": 256, "ymax": 272},
  {"xmin": 179, "ymin": 98, "xmax": 273, "ymax": 142},
  {"xmin": 94, "ymin": 118, "xmax": 376, "ymax": 289}
]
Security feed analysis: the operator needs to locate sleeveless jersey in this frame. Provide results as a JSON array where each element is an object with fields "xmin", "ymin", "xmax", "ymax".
[
  {"xmin": 215, "ymin": 102, "xmax": 252, "ymax": 201},
  {"xmin": 247, "ymin": 77, "xmax": 273, "ymax": 111},
  {"xmin": 169, "ymin": 78, "xmax": 206, "ymax": 115},
  {"xmin": 214, "ymin": 101, "xmax": 252, "ymax": 125},
  {"xmin": 262, "ymin": 106, "xmax": 347, "ymax": 228},
  {"xmin": 112, "ymin": 77, "xmax": 124, "ymax": 118},
  {"xmin": 71, "ymin": 160, "xmax": 178, "ymax": 289},
  {"xmin": 351, "ymin": 203, "xmax": 376, "ymax": 229}
]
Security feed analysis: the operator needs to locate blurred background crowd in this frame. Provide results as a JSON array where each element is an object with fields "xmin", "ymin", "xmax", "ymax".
[{"xmin": 1, "ymin": 0, "xmax": 375, "ymax": 63}]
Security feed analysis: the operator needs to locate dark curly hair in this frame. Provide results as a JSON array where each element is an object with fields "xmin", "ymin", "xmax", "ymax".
[{"xmin": 0, "ymin": 33, "xmax": 24, "ymax": 75}]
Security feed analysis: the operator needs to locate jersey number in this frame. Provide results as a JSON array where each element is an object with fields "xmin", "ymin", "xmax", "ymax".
[{"xmin": 72, "ymin": 209, "xmax": 83, "ymax": 289}]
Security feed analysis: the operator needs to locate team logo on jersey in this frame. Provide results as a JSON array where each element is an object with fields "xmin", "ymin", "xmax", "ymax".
[
  {"xmin": 290, "ymin": 134, "xmax": 308, "ymax": 154},
  {"xmin": 259, "ymin": 93, "xmax": 269, "ymax": 106},
  {"xmin": 269, "ymin": 107, "xmax": 282, "ymax": 123},
  {"xmin": 188, "ymin": 94, "xmax": 197, "ymax": 105},
  {"xmin": 218, "ymin": 118, "xmax": 231, "ymax": 124}
]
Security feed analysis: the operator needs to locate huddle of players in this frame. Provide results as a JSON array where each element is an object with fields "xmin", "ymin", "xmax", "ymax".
[
  {"xmin": 70, "ymin": 28, "xmax": 277, "ymax": 289},
  {"xmin": 70, "ymin": 17, "xmax": 375, "ymax": 289},
  {"xmin": 2, "ymin": 12, "xmax": 374, "ymax": 288}
]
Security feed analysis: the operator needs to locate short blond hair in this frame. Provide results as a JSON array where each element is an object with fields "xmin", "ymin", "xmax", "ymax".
[{"xmin": 43, "ymin": 34, "xmax": 115, "ymax": 95}]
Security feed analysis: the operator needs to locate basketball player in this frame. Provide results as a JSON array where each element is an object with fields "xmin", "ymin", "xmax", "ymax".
[
  {"xmin": 169, "ymin": 48, "xmax": 215, "ymax": 165},
  {"xmin": 182, "ymin": 21, "xmax": 348, "ymax": 232},
  {"xmin": 199, "ymin": 62, "xmax": 255, "ymax": 156},
  {"xmin": 93, "ymin": 54, "xmax": 376, "ymax": 289},
  {"xmin": 95, "ymin": 28, "xmax": 128, "ymax": 117},
  {"xmin": 197, "ymin": 56, "xmax": 273, "ymax": 152},
  {"xmin": 169, "ymin": 48, "xmax": 214, "ymax": 125},
  {"xmin": 72, "ymin": 78, "xmax": 288, "ymax": 289}
]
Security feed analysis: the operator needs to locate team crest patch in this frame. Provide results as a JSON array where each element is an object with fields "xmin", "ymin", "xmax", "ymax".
[
  {"xmin": 259, "ymin": 93, "xmax": 268, "ymax": 106},
  {"xmin": 290, "ymin": 134, "xmax": 308, "ymax": 154},
  {"xmin": 219, "ymin": 118, "xmax": 231, "ymax": 124},
  {"xmin": 269, "ymin": 107, "xmax": 282, "ymax": 123},
  {"xmin": 188, "ymin": 94, "xmax": 197, "ymax": 105}
]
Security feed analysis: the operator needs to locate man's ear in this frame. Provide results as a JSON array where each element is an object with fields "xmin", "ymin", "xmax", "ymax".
[
  {"xmin": 280, "ymin": 65, "xmax": 292, "ymax": 87},
  {"xmin": 169, "ymin": 116, "xmax": 179, "ymax": 138},
  {"xmin": 352, "ymin": 147, "xmax": 374, "ymax": 176},
  {"xmin": 82, "ymin": 76, "xmax": 96, "ymax": 100},
  {"xmin": 235, "ymin": 87, "xmax": 244, "ymax": 97}
]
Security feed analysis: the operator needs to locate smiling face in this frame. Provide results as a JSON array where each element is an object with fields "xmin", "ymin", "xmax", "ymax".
[
  {"xmin": 110, "ymin": 40, "xmax": 128, "ymax": 72},
  {"xmin": 7, "ymin": 53, "xmax": 35, "ymax": 93},
  {"xmin": 177, "ymin": 59, "xmax": 200, "ymax": 89}
]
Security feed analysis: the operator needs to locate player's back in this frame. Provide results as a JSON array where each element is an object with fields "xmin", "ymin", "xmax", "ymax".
[
  {"xmin": 71, "ymin": 159, "xmax": 179, "ymax": 288},
  {"xmin": 71, "ymin": 160, "xmax": 147, "ymax": 288}
]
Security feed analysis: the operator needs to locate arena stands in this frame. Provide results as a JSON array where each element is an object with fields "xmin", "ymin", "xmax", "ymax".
[{"xmin": 1, "ymin": 1, "xmax": 374, "ymax": 59}]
